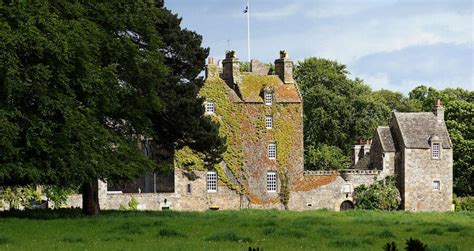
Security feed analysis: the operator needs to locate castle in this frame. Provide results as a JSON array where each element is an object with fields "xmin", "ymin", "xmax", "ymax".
[{"xmin": 65, "ymin": 51, "xmax": 453, "ymax": 212}]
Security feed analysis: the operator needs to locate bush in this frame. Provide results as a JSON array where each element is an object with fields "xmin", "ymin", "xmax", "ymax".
[
  {"xmin": 0, "ymin": 186, "xmax": 41, "ymax": 210},
  {"xmin": 453, "ymin": 196, "xmax": 474, "ymax": 211},
  {"xmin": 128, "ymin": 196, "xmax": 139, "ymax": 211},
  {"xmin": 353, "ymin": 176, "xmax": 401, "ymax": 211},
  {"xmin": 44, "ymin": 185, "xmax": 75, "ymax": 209}
]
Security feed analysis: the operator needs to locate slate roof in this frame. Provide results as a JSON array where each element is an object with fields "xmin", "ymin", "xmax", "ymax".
[
  {"xmin": 236, "ymin": 74, "xmax": 301, "ymax": 103},
  {"xmin": 394, "ymin": 112, "xmax": 452, "ymax": 149},
  {"xmin": 376, "ymin": 127, "xmax": 395, "ymax": 152}
]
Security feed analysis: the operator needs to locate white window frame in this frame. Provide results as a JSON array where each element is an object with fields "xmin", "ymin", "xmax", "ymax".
[
  {"xmin": 267, "ymin": 171, "xmax": 277, "ymax": 193},
  {"xmin": 268, "ymin": 143, "xmax": 276, "ymax": 160},
  {"xmin": 432, "ymin": 143, "xmax": 441, "ymax": 159},
  {"xmin": 265, "ymin": 116, "xmax": 273, "ymax": 129},
  {"xmin": 432, "ymin": 180, "xmax": 441, "ymax": 191},
  {"xmin": 205, "ymin": 101, "xmax": 215, "ymax": 114},
  {"xmin": 343, "ymin": 184, "xmax": 352, "ymax": 194},
  {"xmin": 207, "ymin": 171, "xmax": 217, "ymax": 192},
  {"xmin": 264, "ymin": 92, "xmax": 273, "ymax": 105}
]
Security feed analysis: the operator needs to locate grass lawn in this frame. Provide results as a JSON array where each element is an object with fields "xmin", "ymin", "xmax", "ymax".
[{"xmin": 0, "ymin": 209, "xmax": 472, "ymax": 251}]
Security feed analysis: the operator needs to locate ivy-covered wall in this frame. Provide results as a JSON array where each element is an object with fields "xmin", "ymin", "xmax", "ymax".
[{"xmin": 175, "ymin": 62, "xmax": 304, "ymax": 208}]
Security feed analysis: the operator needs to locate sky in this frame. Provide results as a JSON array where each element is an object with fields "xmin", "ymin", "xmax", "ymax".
[{"xmin": 166, "ymin": 0, "xmax": 474, "ymax": 94}]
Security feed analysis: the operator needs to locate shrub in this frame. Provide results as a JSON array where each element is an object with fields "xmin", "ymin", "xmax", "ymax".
[
  {"xmin": 353, "ymin": 176, "xmax": 401, "ymax": 211},
  {"xmin": 453, "ymin": 196, "xmax": 474, "ymax": 211},
  {"xmin": 0, "ymin": 186, "xmax": 41, "ymax": 210},
  {"xmin": 405, "ymin": 238, "xmax": 427, "ymax": 251},
  {"xmin": 128, "ymin": 196, "xmax": 139, "ymax": 211},
  {"xmin": 44, "ymin": 185, "xmax": 75, "ymax": 209}
]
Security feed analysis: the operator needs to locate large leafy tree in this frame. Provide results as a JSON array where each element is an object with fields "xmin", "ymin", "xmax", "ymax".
[
  {"xmin": 0, "ymin": 1, "xmax": 219, "ymax": 214},
  {"xmin": 294, "ymin": 58, "xmax": 390, "ymax": 170}
]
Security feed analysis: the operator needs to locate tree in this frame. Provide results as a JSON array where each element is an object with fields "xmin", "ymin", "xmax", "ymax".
[
  {"xmin": 0, "ymin": 1, "xmax": 220, "ymax": 214},
  {"xmin": 294, "ymin": 58, "xmax": 389, "ymax": 169}
]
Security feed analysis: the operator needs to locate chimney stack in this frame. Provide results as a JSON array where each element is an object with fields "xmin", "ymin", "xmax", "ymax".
[
  {"xmin": 275, "ymin": 50, "xmax": 294, "ymax": 84},
  {"xmin": 205, "ymin": 57, "xmax": 219, "ymax": 78},
  {"xmin": 222, "ymin": 50, "xmax": 241, "ymax": 87},
  {"xmin": 433, "ymin": 99, "xmax": 444, "ymax": 122}
]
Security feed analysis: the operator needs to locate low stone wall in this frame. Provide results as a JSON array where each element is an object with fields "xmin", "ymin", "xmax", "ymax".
[{"xmin": 64, "ymin": 169, "xmax": 383, "ymax": 212}]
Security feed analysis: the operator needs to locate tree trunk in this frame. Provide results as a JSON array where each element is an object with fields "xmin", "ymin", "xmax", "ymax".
[{"xmin": 82, "ymin": 181, "xmax": 100, "ymax": 215}]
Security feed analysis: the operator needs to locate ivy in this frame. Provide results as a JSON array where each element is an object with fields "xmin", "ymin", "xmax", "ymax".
[{"xmin": 175, "ymin": 67, "xmax": 302, "ymax": 207}]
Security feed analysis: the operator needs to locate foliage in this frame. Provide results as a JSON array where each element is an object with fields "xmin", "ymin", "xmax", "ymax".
[
  {"xmin": 353, "ymin": 176, "xmax": 401, "ymax": 211},
  {"xmin": 405, "ymin": 238, "xmax": 427, "ymax": 251},
  {"xmin": 454, "ymin": 196, "xmax": 474, "ymax": 211},
  {"xmin": 0, "ymin": 186, "xmax": 40, "ymax": 210},
  {"xmin": 384, "ymin": 241, "xmax": 397, "ymax": 251},
  {"xmin": 294, "ymin": 58, "xmax": 390, "ymax": 169},
  {"xmin": 305, "ymin": 145, "xmax": 349, "ymax": 170},
  {"xmin": 197, "ymin": 73, "xmax": 301, "ymax": 207},
  {"xmin": 0, "ymin": 1, "xmax": 221, "ymax": 214},
  {"xmin": 43, "ymin": 185, "xmax": 75, "ymax": 209},
  {"xmin": 128, "ymin": 196, "xmax": 139, "ymax": 211}
]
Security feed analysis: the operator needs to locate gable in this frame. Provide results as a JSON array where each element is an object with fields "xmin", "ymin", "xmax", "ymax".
[{"xmin": 394, "ymin": 112, "xmax": 452, "ymax": 149}]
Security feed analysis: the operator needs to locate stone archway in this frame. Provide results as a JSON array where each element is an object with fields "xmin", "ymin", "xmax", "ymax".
[{"xmin": 340, "ymin": 200, "xmax": 354, "ymax": 211}]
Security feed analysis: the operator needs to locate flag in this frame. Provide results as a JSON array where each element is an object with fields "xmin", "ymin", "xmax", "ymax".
[{"xmin": 243, "ymin": 6, "xmax": 248, "ymax": 13}]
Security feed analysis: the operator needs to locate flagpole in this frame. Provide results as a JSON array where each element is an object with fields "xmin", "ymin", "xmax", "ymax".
[{"xmin": 247, "ymin": 0, "xmax": 251, "ymax": 62}]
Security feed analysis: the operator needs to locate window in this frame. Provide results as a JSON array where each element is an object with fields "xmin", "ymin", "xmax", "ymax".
[
  {"xmin": 207, "ymin": 171, "xmax": 217, "ymax": 192},
  {"xmin": 264, "ymin": 92, "xmax": 273, "ymax": 105},
  {"xmin": 433, "ymin": 180, "xmax": 440, "ymax": 190},
  {"xmin": 265, "ymin": 116, "xmax": 273, "ymax": 129},
  {"xmin": 267, "ymin": 171, "xmax": 277, "ymax": 192},
  {"xmin": 432, "ymin": 143, "xmax": 440, "ymax": 159},
  {"xmin": 205, "ymin": 101, "xmax": 215, "ymax": 114},
  {"xmin": 343, "ymin": 184, "xmax": 352, "ymax": 193},
  {"xmin": 268, "ymin": 143, "xmax": 276, "ymax": 159}
]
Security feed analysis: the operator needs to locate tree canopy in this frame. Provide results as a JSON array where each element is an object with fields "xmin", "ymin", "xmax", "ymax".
[
  {"xmin": 294, "ymin": 57, "xmax": 391, "ymax": 170},
  {"xmin": 0, "ymin": 1, "xmax": 221, "ymax": 214}
]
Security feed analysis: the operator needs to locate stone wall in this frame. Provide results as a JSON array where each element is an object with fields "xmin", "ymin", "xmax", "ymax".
[{"xmin": 402, "ymin": 148, "xmax": 453, "ymax": 211}]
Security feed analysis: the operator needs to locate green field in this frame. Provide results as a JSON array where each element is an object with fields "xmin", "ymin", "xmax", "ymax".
[{"xmin": 0, "ymin": 209, "xmax": 472, "ymax": 251}]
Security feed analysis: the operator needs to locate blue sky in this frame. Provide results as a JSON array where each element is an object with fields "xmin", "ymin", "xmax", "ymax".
[{"xmin": 166, "ymin": 0, "xmax": 473, "ymax": 94}]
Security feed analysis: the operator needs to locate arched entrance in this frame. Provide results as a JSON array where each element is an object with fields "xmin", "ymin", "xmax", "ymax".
[{"xmin": 340, "ymin": 200, "xmax": 354, "ymax": 211}]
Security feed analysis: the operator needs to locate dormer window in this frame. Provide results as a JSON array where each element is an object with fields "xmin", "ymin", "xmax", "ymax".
[
  {"xmin": 205, "ymin": 100, "xmax": 215, "ymax": 114},
  {"xmin": 264, "ymin": 92, "xmax": 273, "ymax": 105},
  {"xmin": 432, "ymin": 143, "xmax": 440, "ymax": 159},
  {"xmin": 430, "ymin": 135, "xmax": 441, "ymax": 159}
]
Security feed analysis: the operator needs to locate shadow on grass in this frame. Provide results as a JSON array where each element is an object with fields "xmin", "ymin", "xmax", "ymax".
[
  {"xmin": 0, "ymin": 237, "xmax": 12, "ymax": 245},
  {"xmin": 0, "ymin": 208, "xmax": 84, "ymax": 219},
  {"xmin": 205, "ymin": 231, "xmax": 252, "ymax": 243},
  {"xmin": 62, "ymin": 237, "xmax": 84, "ymax": 243},
  {"xmin": 157, "ymin": 228, "xmax": 187, "ymax": 238}
]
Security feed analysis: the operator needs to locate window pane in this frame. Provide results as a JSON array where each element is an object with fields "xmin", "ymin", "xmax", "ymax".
[
  {"xmin": 432, "ymin": 143, "xmax": 440, "ymax": 159},
  {"xmin": 264, "ymin": 92, "xmax": 273, "ymax": 105},
  {"xmin": 207, "ymin": 171, "xmax": 217, "ymax": 192},
  {"xmin": 206, "ymin": 101, "xmax": 215, "ymax": 113},
  {"xmin": 267, "ymin": 171, "xmax": 277, "ymax": 192},
  {"xmin": 268, "ymin": 143, "xmax": 276, "ymax": 159},
  {"xmin": 265, "ymin": 116, "xmax": 273, "ymax": 129},
  {"xmin": 433, "ymin": 181, "xmax": 440, "ymax": 190}
]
